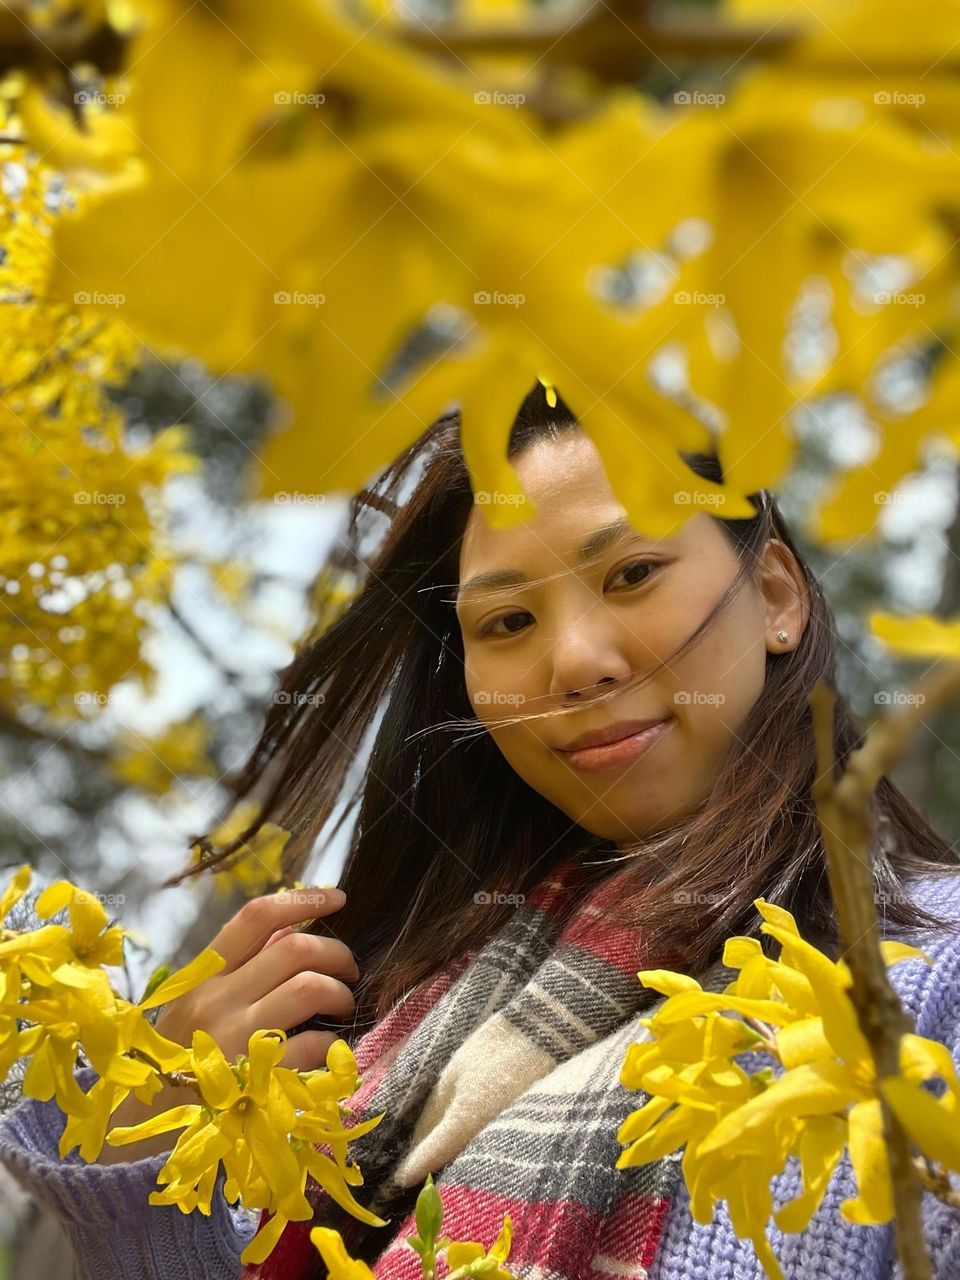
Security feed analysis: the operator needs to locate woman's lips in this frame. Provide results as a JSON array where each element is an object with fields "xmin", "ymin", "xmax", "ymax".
[{"xmin": 560, "ymin": 717, "xmax": 673, "ymax": 772}]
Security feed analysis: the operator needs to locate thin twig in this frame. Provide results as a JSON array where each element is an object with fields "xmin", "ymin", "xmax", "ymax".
[{"xmin": 808, "ymin": 665, "xmax": 960, "ymax": 1280}]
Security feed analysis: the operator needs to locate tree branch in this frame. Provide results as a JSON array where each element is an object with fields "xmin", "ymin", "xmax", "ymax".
[{"xmin": 809, "ymin": 663, "xmax": 960, "ymax": 1280}]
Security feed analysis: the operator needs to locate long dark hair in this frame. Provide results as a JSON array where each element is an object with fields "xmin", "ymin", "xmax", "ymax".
[{"xmin": 174, "ymin": 381, "xmax": 959, "ymax": 1037}]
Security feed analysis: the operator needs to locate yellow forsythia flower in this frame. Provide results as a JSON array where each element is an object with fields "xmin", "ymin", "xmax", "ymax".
[
  {"xmin": 106, "ymin": 1030, "xmax": 387, "ymax": 1266},
  {"xmin": 869, "ymin": 612, "xmax": 960, "ymax": 660},
  {"xmin": 191, "ymin": 799, "xmax": 292, "ymax": 897},
  {"xmin": 0, "ymin": 137, "xmax": 197, "ymax": 723},
  {"xmin": 109, "ymin": 714, "xmax": 218, "ymax": 795},
  {"xmin": 0, "ymin": 864, "xmax": 224, "ymax": 1159},
  {"xmin": 617, "ymin": 897, "xmax": 938, "ymax": 1280}
]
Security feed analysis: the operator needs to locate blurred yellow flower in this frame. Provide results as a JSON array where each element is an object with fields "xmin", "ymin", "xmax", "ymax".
[
  {"xmin": 192, "ymin": 799, "xmax": 293, "ymax": 897},
  {"xmin": 869, "ymin": 612, "xmax": 960, "ymax": 661},
  {"xmin": 110, "ymin": 715, "xmax": 218, "ymax": 796},
  {"xmin": 0, "ymin": 132, "xmax": 197, "ymax": 724}
]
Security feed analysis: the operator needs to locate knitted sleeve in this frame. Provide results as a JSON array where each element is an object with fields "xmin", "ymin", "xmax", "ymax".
[
  {"xmin": 0, "ymin": 1069, "xmax": 255, "ymax": 1280},
  {"xmin": 912, "ymin": 913, "xmax": 960, "ymax": 1280}
]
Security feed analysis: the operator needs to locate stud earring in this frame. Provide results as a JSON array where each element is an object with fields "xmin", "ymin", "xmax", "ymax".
[{"xmin": 776, "ymin": 629, "xmax": 789, "ymax": 645}]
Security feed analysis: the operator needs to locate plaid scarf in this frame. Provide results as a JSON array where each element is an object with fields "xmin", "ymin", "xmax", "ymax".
[{"xmin": 244, "ymin": 855, "xmax": 726, "ymax": 1280}]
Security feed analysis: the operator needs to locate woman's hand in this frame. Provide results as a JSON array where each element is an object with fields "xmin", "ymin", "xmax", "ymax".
[
  {"xmin": 96, "ymin": 885, "xmax": 356, "ymax": 1164},
  {"xmin": 153, "ymin": 885, "xmax": 357, "ymax": 1068}
]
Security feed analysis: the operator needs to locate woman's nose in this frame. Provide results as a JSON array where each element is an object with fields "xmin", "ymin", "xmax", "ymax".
[{"xmin": 547, "ymin": 624, "xmax": 634, "ymax": 701}]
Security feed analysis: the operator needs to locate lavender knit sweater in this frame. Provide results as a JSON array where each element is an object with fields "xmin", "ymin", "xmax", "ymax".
[{"xmin": 3, "ymin": 870, "xmax": 960, "ymax": 1280}]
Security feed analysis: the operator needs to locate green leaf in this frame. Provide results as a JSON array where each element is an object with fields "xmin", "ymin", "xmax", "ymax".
[
  {"xmin": 140, "ymin": 963, "xmax": 170, "ymax": 1004},
  {"xmin": 415, "ymin": 1174, "xmax": 443, "ymax": 1248}
]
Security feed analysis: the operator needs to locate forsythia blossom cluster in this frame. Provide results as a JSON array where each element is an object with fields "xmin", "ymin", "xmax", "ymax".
[
  {"xmin": 0, "ymin": 864, "xmax": 386, "ymax": 1266},
  {"xmin": 107, "ymin": 1028, "xmax": 388, "ymax": 1264},
  {"xmin": 617, "ymin": 897, "xmax": 956, "ymax": 1280},
  {"xmin": 0, "ymin": 863, "xmax": 223, "ymax": 1161}
]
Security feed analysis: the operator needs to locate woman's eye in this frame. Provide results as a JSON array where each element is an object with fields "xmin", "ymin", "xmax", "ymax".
[
  {"xmin": 479, "ymin": 610, "xmax": 532, "ymax": 638},
  {"xmin": 607, "ymin": 559, "xmax": 656, "ymax": 591}
]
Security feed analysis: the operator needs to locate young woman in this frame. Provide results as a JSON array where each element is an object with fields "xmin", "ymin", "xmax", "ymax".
[{"xmin": 3, "ymin": 381, "xmax": 960, "ymax": 1280}]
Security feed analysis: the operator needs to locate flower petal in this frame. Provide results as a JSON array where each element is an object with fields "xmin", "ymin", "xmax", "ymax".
[
  {"xmin": 139, "ymin": 948, "xmax": 225, "ymax": 1010},
  {"xmin": 840, "ymin": 1099, "xmax": 892, "ymax": 1225}
]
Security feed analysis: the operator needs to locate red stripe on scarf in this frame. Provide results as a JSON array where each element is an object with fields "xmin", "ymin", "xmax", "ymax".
[{"xmin": 243, "ymin": 855, "xmax": 637, "ymax": 1279}]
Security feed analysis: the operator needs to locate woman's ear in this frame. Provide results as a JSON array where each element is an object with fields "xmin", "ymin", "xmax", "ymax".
[{"xmin": 755, "ymin": 538, "xmax": 810, "ymax": 653}]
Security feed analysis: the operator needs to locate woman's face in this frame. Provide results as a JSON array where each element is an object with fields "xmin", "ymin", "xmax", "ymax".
[{"xmin": 456, "ymin": 432, "xmax": 808, "ymax": 844}]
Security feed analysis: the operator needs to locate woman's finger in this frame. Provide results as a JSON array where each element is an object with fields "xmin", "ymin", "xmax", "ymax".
[
  {"xmin": 207, "ymin": 887, "xmax": 346, "ymax": 971},
  {"xmin": 252, "ymin": 971, "xmax": 356, "ymax": 1032},
  {"xmin": 280, "ymin": 1029, "xmax": 340, "ymax": 1071},
  {"xmin": 263, "ymin": 925, "xmax": 294, "ymax": 950},
  {"xmin": 239, "ymin": 930, "xmax": 360, "ymax": 1003}
]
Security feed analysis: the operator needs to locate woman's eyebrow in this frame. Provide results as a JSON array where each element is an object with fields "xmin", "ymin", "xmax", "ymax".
[{"xmin": 457, "ymin": 517, "xmax": 641, "ymax": 603}]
